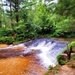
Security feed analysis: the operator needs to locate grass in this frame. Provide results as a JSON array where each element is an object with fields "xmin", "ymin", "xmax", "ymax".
[{"xmin": 44, "ymin": 65, "xmax": 60, "ymax": 75}]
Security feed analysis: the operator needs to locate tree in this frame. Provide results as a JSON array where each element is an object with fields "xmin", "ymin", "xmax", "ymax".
[
  {"xmin": 0, "ymin": 3, "xmax": 2, "ymax": 27},
  {"xmin": 0, "ymin": 0, "xmax": 6, "ymax": 27},
  {"xmin": 67, "ymin": 46, "xmax": 72, "ymax": 60},
  {"xmin": 55, "ymin": 0, "xmax": 75, "ymax": 17},
  {"xmin": 6, "ymin": 0, "xmax": 22, "ymax": 24},
  {"xmin": 29, "ymin": 2, "xmax": 54, "ymax": 34}
]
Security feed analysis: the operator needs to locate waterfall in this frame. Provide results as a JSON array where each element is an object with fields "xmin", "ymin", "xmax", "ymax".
[
  {"xmin": 0, "ymin": 38, "xmax": 67, "ymax": 68},
  {"xmin": 23, "ymin": 38, "xmax": 67, "ymax": 68}
]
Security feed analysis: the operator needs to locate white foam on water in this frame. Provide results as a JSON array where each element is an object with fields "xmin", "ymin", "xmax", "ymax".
[
  {"xmin": 38, "ymin": 53, "xmax": 55, "ymax": 68},
  {"xmin": 0, "ymin": 38, "xmax": 67, "ymax": 68},
  {"xmin": 29, "ymin": 41, "xmax": 57, "ymax": 68}
]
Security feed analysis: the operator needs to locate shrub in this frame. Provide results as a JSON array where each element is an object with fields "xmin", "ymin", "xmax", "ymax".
[
  {"xmin": 0, "ymin": 37, "xmax": 14, "ymax": 44},
  {"xmin": 57, "ymin": 54, "xmax": 68, "ymax": 65},
  {"xmin": 48, "ymin": 65, "xmax": 53, "ymax": 70},
  {"xmin": 54, "ymin": 17, "xmax": 75, "ymax": 37},
  {"xmin": 68, "ymin": 41, "xmax": 75, "ymax": 47},
  {"xmin": 67, "ymin": 41, "xmax": 75, "ymax": 51},
  {"xmin": 0, "ymin": 27, "xmax": 14, "ymax": 37}
]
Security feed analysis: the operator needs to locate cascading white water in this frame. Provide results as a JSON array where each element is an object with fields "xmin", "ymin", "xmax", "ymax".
[
  {"xmin": 0, "ymin": 38, "xmax": 67, "ymax": 68},
  {"xmin": 23, "ymin": 38, "xmax": 67, "ymax": 68}
]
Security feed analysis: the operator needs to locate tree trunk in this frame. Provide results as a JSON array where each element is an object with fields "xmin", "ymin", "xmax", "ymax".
[
  {"xmin": 10, "ymin": 0, "xmax": 13, "ymax": 26},
  {"xmin": 67, "ymin": 46, "xmax": 72, "ymax": 60},
  {"xmin": 15, "ymin": 0, "xmax": 19, "ymax": 23}
]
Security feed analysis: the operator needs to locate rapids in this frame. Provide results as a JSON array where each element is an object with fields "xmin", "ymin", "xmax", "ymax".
[
  {"xmin": 0, "ymin": 38, "xmax": 68, "ymax": 75},
  {"xmin": 23, "ymin": 38, "xmax": 67, "ymax": 68}
]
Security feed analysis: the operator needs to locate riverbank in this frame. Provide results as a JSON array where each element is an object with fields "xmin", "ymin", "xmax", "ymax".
[
  {"xmin": 45, "ymin": 60, "xmax": 75, "ymax": 75},
  {"xmin": 0, "ymin": 38, "xmax": 75, "ymax": 75},
  {"xmin": 45, "ymin": 41, "xmax": 75, "ymax": 75}
]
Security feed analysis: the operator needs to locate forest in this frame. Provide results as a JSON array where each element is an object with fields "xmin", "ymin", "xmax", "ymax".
[
  {"xmin": 0, "ymin": 0, "xmax": 75, "ymax": 44},
  {"xmin": 0, "ymin": 1, "xmax": 75, "ymax": 75}
]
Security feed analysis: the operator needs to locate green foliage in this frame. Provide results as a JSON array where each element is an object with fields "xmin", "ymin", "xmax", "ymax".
[
  {"xmin": 70, "ymin": 41, "xmax": 75, "ymax": 47},
  {"xmin": 0, "ymin": 37, "xmax": 14, "ymax": 44},
  {"xmin": 0, "ymin": 0, "xmax": 75, "ymax": 44},
  {"xmin": 31, "ymin": 2, "xmax": 54, "ymax": 34},
  {"xmin": 71, "ymin": 54, "xmax": 75, "ymax": 60},
  {"xmin": 44, "ymin": 72, "xmax": 49, "ymax": 75},
  {"xmin": 0, "ymin": 19, "xmax": 38, "ymax": 43},
  {"xmin": 13, "ymin": 21, "xmax": 38, "ymax": 41},
  {"xmin": 53, "ymin": 16, "xmax": 75, "ymax": 37},
  {"xmin": 48, "ymin": 65, "xmax": 53, "ymax": 70},
  {"xmin": 57, "ymin": 54, "xmax": 68, "ymax": 65},
  {"xmin": 55, "ymin": 0, "xmax": 75, "ymax": 18},
  {"xmin": 68, "ymin": 41, "xmax": 75, "ymax": 50},
  {"xmin": 45, "ymin": 65, "xmax": 60, "ymax": 75},
  {"xmin": 0, "ymin": 28, "xmax": 14, "ymax": 37}
]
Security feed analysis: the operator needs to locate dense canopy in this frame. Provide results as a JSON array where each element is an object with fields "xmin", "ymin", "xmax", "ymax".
[{"xmin": 0, "ymin": 0, "xmax": 75, "ymax": 44}]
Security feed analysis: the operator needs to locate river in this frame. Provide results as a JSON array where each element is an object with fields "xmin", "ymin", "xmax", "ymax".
[{"xmin": 0, "ymin": 38, "xmax": 68, "ymax": 75}]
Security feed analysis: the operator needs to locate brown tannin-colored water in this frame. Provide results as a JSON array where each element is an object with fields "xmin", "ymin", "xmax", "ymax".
[
  {"xmin": 0, "ymin": 44, "xmax": 8, "ymax": 48},
  {"xmin": 0, "ymin": 45, "xmax": 47, "ymax": 75},
  {"xmin": 0, "ymin": 56, "xmax": 47, "ymax": 75}
]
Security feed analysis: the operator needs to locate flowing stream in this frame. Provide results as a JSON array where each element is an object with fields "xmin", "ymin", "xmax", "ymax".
[
  {"xmin": 23, "ymin": 38, "xmax": 67, "ymax": 68},
  {"xmin": 0, "ymin": 38, "xmax": 68, "ymax": 75}
]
